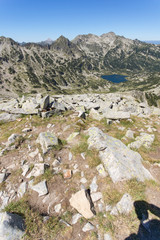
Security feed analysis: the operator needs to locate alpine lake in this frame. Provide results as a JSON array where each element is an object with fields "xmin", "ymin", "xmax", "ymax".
[{"xmin": 101, "ymin": 74, "xmax": 128, "ymax": 83}]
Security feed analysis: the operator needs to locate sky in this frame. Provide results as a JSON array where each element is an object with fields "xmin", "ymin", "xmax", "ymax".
[{"xmin": 0, "ymin": 0, "xmax": 160, "ymax": 42}]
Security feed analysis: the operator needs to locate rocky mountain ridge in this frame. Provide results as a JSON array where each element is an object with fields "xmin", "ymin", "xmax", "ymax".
[{"xmin": 1, "ymin": 32, "xmax": 160, "ymax": 97}]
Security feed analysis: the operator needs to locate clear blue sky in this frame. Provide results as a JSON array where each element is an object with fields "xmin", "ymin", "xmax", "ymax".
[{"xmin": 0, "ymin": 0, "xmax": 160, "ymax": 42}]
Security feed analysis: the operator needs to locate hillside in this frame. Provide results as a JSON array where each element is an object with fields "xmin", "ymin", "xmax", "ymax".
[
  {"xmin": 0, "ymin": 92, "xmax": 160, "ymax": 240},
  {"xmin": 1, "ymin": 32, "xmax": 160, "ymax": 97}
]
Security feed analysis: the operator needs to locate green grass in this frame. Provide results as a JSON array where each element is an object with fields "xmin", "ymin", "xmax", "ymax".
[
  {"xmin": 4, "ymin": 198, "xmax": 71, "ymax": 240},
  {"xmin": 103, "ymin": 186, "xmax": 122, "ymax": 205},
  {"xmin": 125, "ymin": 178, "xmax": 146, "ymax": 200}
]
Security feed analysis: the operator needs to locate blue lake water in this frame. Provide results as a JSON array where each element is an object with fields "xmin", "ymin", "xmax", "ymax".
[{"xmin": 101, "ymin": 74, "xmax": 128, "ymax": 83}]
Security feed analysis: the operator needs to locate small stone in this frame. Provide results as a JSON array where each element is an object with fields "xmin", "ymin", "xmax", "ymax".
[
  {"xmin": 47, "ymin": 123, "xmax": 52, "ymax": 129},
  {"xmin": 36, "ymin": 132, "xmax": 58, "ymax": 154},
  {"xmin": 52, "ymin": 159, "xmax": 60, "ymax": 167},
  {"xmin": 30, "ymin": 180, "xmax": 48, "ymax": 196},
  {"xmin": 67, "ymin": 132, "xmax": 79, "ymax": 143},
  {"xmin": 90, "ymin": 176, "xmax": 98, "ymax": 193},
  {"xmin": 54, "ymin": 203, "xmax": 61, "ymax": 213},
  {"xmin": 0, "ymin": 172, "xmax": 7, "ymax": 183},
  {"xmin": 63, "ymin": 169, "xmax": 72, "ymax": 179},
  {"xmin": 22, "ymin": 128, "xmax": 32, "ymax": 133},
  {"xmin": 106, "ymin": 205, "xmax": 112, "ymax": 212},
  {"xmin": 69, "ymin": 152, "xmax": 72, "ymax": 161},
  {"xmin": 91, "ymin": 192, "xmax": 102, "ymax": 202},
  {"xmin": 81, "ymin": 152, "xmax": 85, "ymax": 160},
  {"xmin": 29, "ymin": 148, "xmax": 39, "ymax": 158},
  {"xmin": 125, "ymin": 130, "xmax": 134, "ymax": 139},
  {"xmin": 104, "ymin": 233, "xmax": 113, "ymax": 240},
  {"xmin": 22, "ymin": 164, "xmax": 29, "ymax": 177},
  {"xmin": 82, "ymin": 222, "xmax": 94, "ymax": 232},
  {"xmin": 80, "ymin": 178, "xmax": 87, "ymax": 184},
  {"xmin": 18, "ymin": 182, "xmax": 27, "ymax": 197},
  {"xmin": 27, "ymin": 163, "xmax": 47, "ymax": 178},
  {"xmin": 96, "ymin": 164, "xmax": 107, "ymax": 178},
  {"xmin": 72, "ymin": 213, "xmax": 82, "ymax": 225}
]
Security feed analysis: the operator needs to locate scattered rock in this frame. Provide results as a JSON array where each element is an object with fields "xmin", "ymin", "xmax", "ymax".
[
  {"xmin": 29, "ymin": 148, "xmax": 39, "ymax": 158},
  {"xmin": 96, "ymin": 164, "xmax": 108, "ymax": 177},
  {"xmin": 91, "ymin": 192, "xmax": 102, "ymax": 202},
  {"xmin": 90, "ymin": 176, "xmax": 98, "ymax": 193},
  {"xmin": 69, "ymin": 189, "xmax": 94, "ymax": 219},
  {"xmin": 27, "ymin": 163, "xmax": 48, "ymax": 178},
  {"xmin": 89, "ymin": 108, "xmax": 103, "ymax": 121},
  {"xmin": 125, "ymin": 130, "xmax": 134, "ymax": 139},
  {"xmin": 30, "ymin": 180, "xmax": 48, "ymax": 196},
  {"xmin": 111, "ymin": 193, "xmax": 133, "ymax": 216},
  {"xmin": 22, "ymin": 128, "xmax": 32, "ymax": 133},
  {"xmin": 22, "ymin": 164, "xmax": 30, "ymax": 177},
  {"xmin": 82, "ymin": 222, "xmax": 94, "ymax": 232},
  {"xmin": 63, "ymin": 169, "xmax": 72, "ymax": 179},
  {"xmin": 69, "ymin": 152, "xmax": 72, "ymax": 161},
  {"xmin": 71, "ymin": 213, "xmax": 82, "ymax": 225},
  {"xmin": 54, "ymin": 203, "xmax": 61, "ymax": 213},
  {"xmin": 18, "ymin": 182, "xmax": 27, "ymax": 197},
  {"xmin": 0, "ymin": 171, "xmax": 8, "ymax": 183},
  {"xmin": 104, "ymin": 233, "xmax": 113, "ymax": 240},
  {"xmin": 36, "ymin": 132, "xmax": 58, "ymax": 154},
  {"xmin": 67, "ymin": 132, "xmax": 79, "ymax": 143}
]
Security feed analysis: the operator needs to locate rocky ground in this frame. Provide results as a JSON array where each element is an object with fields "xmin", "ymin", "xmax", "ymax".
[{"xmin": 0, "ymin": 92, "xmax": 160, "ymax": 240}]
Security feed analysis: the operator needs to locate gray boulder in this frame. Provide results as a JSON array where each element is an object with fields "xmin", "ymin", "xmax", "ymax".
[
  {"xmin": 103, "ymin": 110, "xmax": 130, "ymax": 119},
  {"xmin": 111, "ymin": 193, "xmax": 133, "ymax": 216},
  {"xmin": 30, "ymin": 180, "xmax": 48, "ymax": 196},
  {"xmin": 87, "ymin": 127, "xmax": 153, "ymax": 183},
  {"xmin": 0, "ymin": 113, "xmax": 20, "ymax": 122},
  {"xmin": 36, "ymin": 132, "xmax": 58, "ymax": 154},
  {"xmin": 0, "ymin": 212, "xmax": 25, "ymax": 240}
]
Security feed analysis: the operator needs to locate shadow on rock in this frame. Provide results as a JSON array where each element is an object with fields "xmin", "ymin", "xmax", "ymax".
[{"xmin": 125, "ymin": 200, "xmax": 160, "ymax": 240}]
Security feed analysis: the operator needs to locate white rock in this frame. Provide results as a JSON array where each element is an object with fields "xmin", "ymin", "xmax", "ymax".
[
  {"xmin": 72, "ymin": 213, "xmax": 82, "ymax": 225},
  {"xmin": 18, "ymin": 182, "xmax": 27, "ymax": 197},
  {"xmin": 91, "ymin": 192, "xmax": 102, "ymax": 202},
  {"xmin": 116, "ymin": 193, "xmax": 133, "ymax": 215},
  {"xmin": 30, "ymin": 180, "xmax": 48, "ymax": 196},
  {"xmin": 69, "ymin": 152, "xmax": 73, "ymax": 161},
  {"xmin": 22, "ymin": 164, "xmax": 29, "ymax": 177},
  {"xmin": 27, "ymin": 163, "xmax": 47, "ymax": 178},
  {"xmin": 82, "ymin": 222, "xmax": 94, "ymax": 232},
  {"xmin": 29, "ymin": 148, "xmax": 39, "ymax": 158},
  {"xmin": 54, "ymin": 203, "xmax": 61, "ymax": 213},
  {"xmin": 125, "ymin": 130, "xmax": 134, "ymax": 139},
  {"xmin": 90, "ymin": 176, "xmax": 98, "ymax": 193},
  {"xmin": 104, "ymin": 233, "xmax": 113, "ymax": 240}
]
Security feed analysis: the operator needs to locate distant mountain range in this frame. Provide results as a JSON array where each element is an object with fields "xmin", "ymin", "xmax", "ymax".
[
  {"xmin": 0, "ymin": 32, "xmax": 160, "ymax": 96},
  {"xmin": 144, "ymin": 41, "xmax": 160, "ymax": 45}
]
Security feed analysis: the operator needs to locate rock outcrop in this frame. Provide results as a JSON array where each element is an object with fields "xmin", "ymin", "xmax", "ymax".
[{"xmin": 87, "ymin": 127, "xmax": 153, "ymax": 182}]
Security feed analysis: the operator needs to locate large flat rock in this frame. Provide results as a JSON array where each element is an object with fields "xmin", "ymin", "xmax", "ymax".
[{"xmin": 87, "ymin": 127, "xmax": 153, "ymax": 183}]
